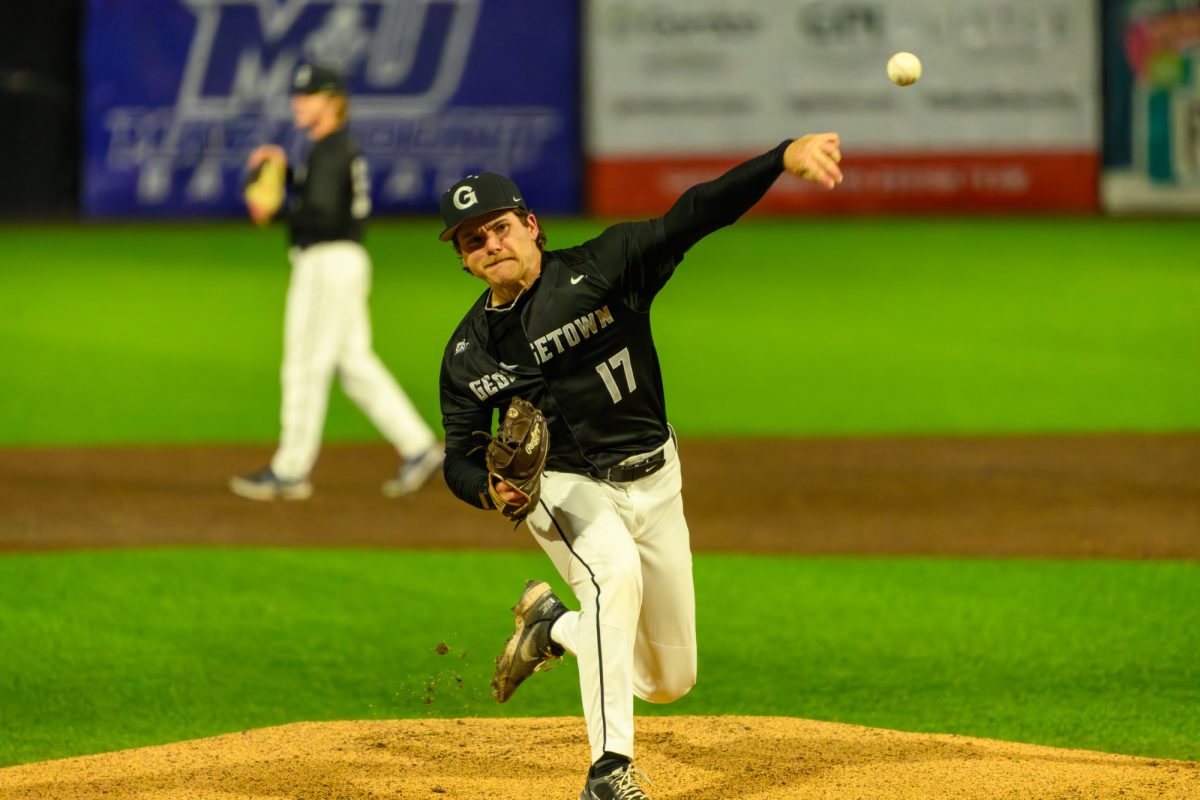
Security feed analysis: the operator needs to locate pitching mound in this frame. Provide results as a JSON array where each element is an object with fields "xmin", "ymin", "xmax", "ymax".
[{"xmin": 1, "ymin": 717, "xmax": 1196, "ymax": 800}]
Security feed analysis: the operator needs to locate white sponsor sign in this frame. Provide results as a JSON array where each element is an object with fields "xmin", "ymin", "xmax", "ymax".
[{"xmin": 587, "ymin": 0, "xmax": 1099, "ymax": 155}]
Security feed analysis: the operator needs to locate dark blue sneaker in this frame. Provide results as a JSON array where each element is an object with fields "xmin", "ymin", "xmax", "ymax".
[
  {"xmin": 382, "ymin": 444, "xmax": 444, "ymax": 497},
  {"xmin": 228, "ymin": 467, "xmax": 312, "ymax": 501}
]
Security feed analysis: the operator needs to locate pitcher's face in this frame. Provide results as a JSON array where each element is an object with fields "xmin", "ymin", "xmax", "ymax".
[{"xmin": 456, "ymin": 210, "xmax": 543, "ymax": 301}]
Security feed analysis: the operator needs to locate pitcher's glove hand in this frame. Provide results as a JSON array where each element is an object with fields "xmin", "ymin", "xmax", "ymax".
[
  {"xmin": 243, "ymin": 155, "xmax": 286, "ymax": 225},
  {"xmin": 475, "ymin": 397, "xmax": 549, "ymax": 523}
]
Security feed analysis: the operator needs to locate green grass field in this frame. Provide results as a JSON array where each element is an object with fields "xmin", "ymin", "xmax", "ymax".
[
  {"xmin": 0, "ymin": 549, "xmax": 1196, "ymax": 767},
  {"xmin": 1, "ymin": 219, "xmax": 1196, "ymax": 770},
  {"xmin": 0, "ymin": 218, "xmax": 1197, "ymax": 445}
]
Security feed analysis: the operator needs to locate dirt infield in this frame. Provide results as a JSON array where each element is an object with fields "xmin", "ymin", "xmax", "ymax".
[
  {"xmin": 1, "ymin": 434, "xmax": 1197, "ymax": 557},
  {"xmin": 2, "ymin": 434, "xmax": 1197, "ymax": 796},
  {"xmin": 0, "ymin": 717, "xmax": 1196, "ymax": 800}
]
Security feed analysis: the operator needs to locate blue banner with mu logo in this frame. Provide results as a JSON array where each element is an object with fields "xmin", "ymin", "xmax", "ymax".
[{"xmin": 84, "ymin": 0, "xmax": 581, "ymax": 217}]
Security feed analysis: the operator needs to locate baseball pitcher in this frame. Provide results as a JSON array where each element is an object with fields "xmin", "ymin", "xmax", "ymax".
[{"xmin": 437, "ymin": 134, "xmax": 842, "ymax": 799}]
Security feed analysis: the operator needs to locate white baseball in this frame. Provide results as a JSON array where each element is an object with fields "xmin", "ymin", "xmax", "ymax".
[{"xmin": 887, "ymin": 51, "xmax": 922, "ymax": 86}]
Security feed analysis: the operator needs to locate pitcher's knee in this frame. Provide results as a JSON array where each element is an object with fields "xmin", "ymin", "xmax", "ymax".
[{"xmin": 639, "ymin": 673, "xmax": 696, "ymax": 704}]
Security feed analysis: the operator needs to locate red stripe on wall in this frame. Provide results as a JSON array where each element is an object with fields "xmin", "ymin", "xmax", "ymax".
[{"xmin": 589, "ymin": 151, "xmax": 1099, "ymax": 215}]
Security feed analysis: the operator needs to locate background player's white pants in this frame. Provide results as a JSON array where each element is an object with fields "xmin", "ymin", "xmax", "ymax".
[
  {"xmin": 525, "ymin": 436, "xmax": 697, "ymax": 764},
  {"xmin": 270, "ymin": 241, "xmax": 435, "ymax": 479}
]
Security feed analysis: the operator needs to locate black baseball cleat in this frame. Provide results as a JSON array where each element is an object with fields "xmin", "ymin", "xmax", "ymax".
[
  {"xmin": 580, "ymin": 763, "xmax": 653, "ymax": 800},
  {"xmin": 491, "ymin": 580, "xmax": 567, "ymax": 703}
]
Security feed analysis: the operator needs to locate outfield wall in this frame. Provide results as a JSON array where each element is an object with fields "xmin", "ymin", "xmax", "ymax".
[
  {"xmin": 1102, "ymin": 1, "xmax": 1200, "ymax": 213},
  {"xmin": 585, "ymin": 0, "xmax": 1100, "ymax": 214},
  {"xmin": 61, "ymin": 0, "xmax": 1200, "ymax": 218},
  {"xmin": 82, "ymin": 0, "xmax": 582, "ymax": 218}
]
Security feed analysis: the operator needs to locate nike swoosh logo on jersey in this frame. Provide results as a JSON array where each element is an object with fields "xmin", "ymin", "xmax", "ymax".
[
  {"xmin": 499, "ymin": 362, "xmax": 520, "ymax": 370},
  {"xmin": 571, "ymin": 274, "xmax": 585, "ymax": 285}
]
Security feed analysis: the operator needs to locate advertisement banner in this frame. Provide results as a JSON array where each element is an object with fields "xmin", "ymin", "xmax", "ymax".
[
  {"xmin": 84, "ymin": 0, "xmax": 580, "ymax": 218},
  {"xmin": 586, "ymin": 0, "xmax": 1100, "ymax": 214},
  {"xmin": 1103, "ymin": 0, "xmax": 1200, "ymax": 214}
]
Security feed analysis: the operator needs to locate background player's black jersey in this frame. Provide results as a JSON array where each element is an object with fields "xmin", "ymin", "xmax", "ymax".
[
  {"xmin": 285, "ymin": 129, "xmax": 370, "ymax": 249},
  {"xmin": 439, "ymin": 140, "xmax": 792, "ymax": 510}
]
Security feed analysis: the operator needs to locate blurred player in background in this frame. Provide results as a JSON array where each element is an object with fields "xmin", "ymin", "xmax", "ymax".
[{"xmin": 230, "ymin": 63, "xmax": 442, "ymax": 501}]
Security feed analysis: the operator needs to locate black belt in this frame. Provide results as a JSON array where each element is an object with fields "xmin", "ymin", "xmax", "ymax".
[{"xmin": 595, "ymin": 448, "xmax": 667, "ymax": 483}]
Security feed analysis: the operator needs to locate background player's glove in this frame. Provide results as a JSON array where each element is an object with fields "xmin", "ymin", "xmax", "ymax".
[
  {"xmin": 477, "ymin": 397, "xmax": 549, "ymax": 523},
  {"xmin": 243, "ymin": 158, "xmax": 286, "ymax": 225}
]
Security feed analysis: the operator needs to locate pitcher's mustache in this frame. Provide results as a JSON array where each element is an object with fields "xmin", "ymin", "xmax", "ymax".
[{"xmin": 484, "ymin": 253, "xmax": 515, "ymax": 267}]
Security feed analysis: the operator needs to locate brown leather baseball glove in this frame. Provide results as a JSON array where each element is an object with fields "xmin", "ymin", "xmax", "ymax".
[{"xmin": 476, "ymin": 397, "xmax": 549, "ymax": 523}]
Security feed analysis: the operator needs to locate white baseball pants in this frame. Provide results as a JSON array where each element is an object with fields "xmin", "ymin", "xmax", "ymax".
[
  {"xmin": 270, "ymin": 241, "xmax": 435, "ymax": 479},
  {"xmin": 525, "ymin": 435, "xmax": 697, "ymax": 764}
]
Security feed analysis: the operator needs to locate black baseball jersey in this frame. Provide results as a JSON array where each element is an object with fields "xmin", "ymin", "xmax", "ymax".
[
  {"xmin": 284, "ymin": 128, "xmax": 371, "ymax": 249},
  {"xmin": 440, "ymin": 140, "xmax": 792, "ymax": 510}
]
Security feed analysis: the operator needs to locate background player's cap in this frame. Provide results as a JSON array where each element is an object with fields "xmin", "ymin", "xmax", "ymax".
[
  {"xmin": 292, "ymin": 63, "xmax": 347, "ymax": 95},
  {"xmin": 439, "ymin": 172, "xmax": 528, "ymax": 242}
]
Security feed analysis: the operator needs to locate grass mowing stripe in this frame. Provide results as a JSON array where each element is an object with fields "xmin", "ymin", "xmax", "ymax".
[
  {"xmin": 679, "ymin": 556, "xmax": 1200, "ymax": 762},
  {"xmin": 0, "ymin": 549, "xmax": 1195, "ymax": 766},
  {"xmin": 0, "ymin": 218, "xmax": 1197, "ymax": 444}
]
